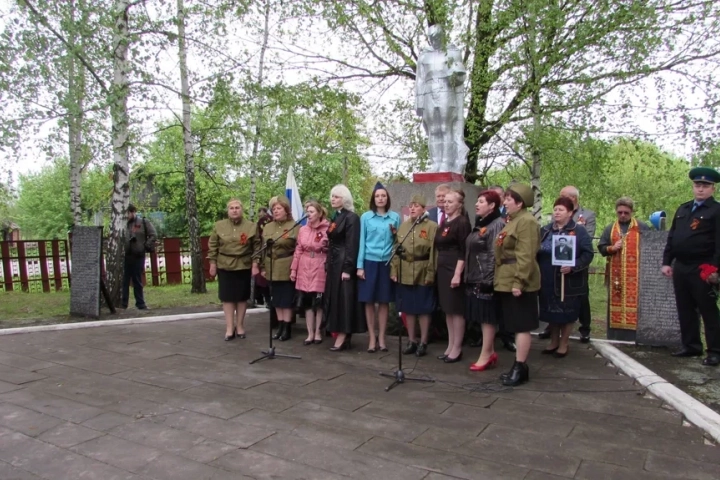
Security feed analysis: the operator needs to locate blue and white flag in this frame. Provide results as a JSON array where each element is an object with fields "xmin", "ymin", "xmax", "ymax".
[{"xmin": 285, "ymin": 166, "xmax": 305, "ymax": 224}]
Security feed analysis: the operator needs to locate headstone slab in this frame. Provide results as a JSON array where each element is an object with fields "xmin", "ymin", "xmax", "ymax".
[
  {"xmin": 636, "ymin": 231, "xmax": 682, "ymax": 347},
  {"xmin": 70, "ymin": 226, "xmax": 103, "ymax": 319}
]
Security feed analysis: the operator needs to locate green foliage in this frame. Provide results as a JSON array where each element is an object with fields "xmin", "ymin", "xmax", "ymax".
[
  {"xmin": 14, "ymin": 160, "xmax": 113, "ymax": 238},
  {"xmin": 484, "ymin": 130, "xmax": 690, "ymax": 230},
  {"xmin": 135, "ymin": 81, "xmax": 373, "ymax": 237}
]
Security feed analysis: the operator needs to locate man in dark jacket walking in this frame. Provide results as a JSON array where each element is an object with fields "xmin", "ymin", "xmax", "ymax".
[{"xmin": 122, "ymin": 204, "xmax": 157, "ymax": 310}]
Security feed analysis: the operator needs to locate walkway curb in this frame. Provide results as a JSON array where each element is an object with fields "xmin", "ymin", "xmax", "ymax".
[
  {"xmin": 592, "ymin": 340, "xmax": 720, "ymax": 444},
  {"xmin": 0, "ymin": 308, "xmax": 269, "ymax": 336}
]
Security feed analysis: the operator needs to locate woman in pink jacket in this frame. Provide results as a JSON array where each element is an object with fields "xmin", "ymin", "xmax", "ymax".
[{"xmin": 291, "ymin": 200, "xmax": 330, "ymax": 345}]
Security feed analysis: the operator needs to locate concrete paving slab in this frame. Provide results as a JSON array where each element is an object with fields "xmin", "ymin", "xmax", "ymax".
[
  {"xmin": 36, "ymin": 422, "xmax": 104, "ymax": 448},
  {"xmin": 70, "ymin": 433, "xmax": 164, "ymax": 472},
  {"xmin": 0, "ymin": 314, "xmax": 717, "ymax": 480}
]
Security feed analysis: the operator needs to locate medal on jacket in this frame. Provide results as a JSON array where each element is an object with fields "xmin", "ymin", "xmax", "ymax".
[
  {"xmin": 328, "ymin": 222, "xmax": 337, "ymax": 233},
  {"xmin": 441, "ymin": 226, "xmax": 450, "ymax": 237},
  {"xmin": 314, "ymin": 231, "xmax": 323, "ymax": 242},
  {"xmin": 577, "ymin": 213, "xmax": 585, "ymax": 225},
  {"xmin": 239, "ymin": 233, "xmax": 248, "ymax": 245},
  {"xmin": 479, "ymin": 227, "xmax": 487, "ymax": 237},
  {"xmin": 390, "ymin": 224, "xmax": 397, "ymax": 235},
  {"xmin": 281, "ymin": 229, "xmax": 289, "ymax": 238},
  {"xmin": 496, "ymin": 231, "xmax": 507, "ymax": 246},
  {"xmin": 691, "ymin": 218, "xmax": 700, "ymax": 230},
  {"xmin": 419, "ymin": 229, "xmax": 428, "ymax": 239}
]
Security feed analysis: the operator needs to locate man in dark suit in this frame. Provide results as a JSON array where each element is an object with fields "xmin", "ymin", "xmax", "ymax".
[
  {"xmin": 554, "ymin": 237, "xmax": 573, "ymax": 261},
  {"xmin": 662, "ymin": 167, "xmax": 720, "ymax": 367},
  {"xmin": 490, "ymin": 185, "xmax": 507, "ymax": 218},
  {"xmin": 427, "ymin": 184, "xmax": 450, "ymax": 225}
]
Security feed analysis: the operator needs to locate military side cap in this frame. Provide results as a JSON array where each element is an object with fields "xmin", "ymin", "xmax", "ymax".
[
  {"xmin": 689, "ymin": 167, "xmax": 720, "ymax": 184},
  {"xmin": 409, "ymin": 193, "xmax": 427, "ymax": 207},
  {"xmin": 508, "ymin": 183, "xmax": 534, "ymax": 207},
  {"xmin": 373, "ymin": 181, "xmax": 385, "ymax": 191}
]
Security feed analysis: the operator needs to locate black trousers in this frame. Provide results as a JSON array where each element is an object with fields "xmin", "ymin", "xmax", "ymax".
[
  {"xmin": 578, "ymin": 294, "xmax": 592, "ymax": 337},
  {"xmin": 122, "ymin": 255, "xmax": 146, "ymax": 309},
  {"xmin": 673, "ymin": 261, "xmax": 720, "ymax": 354}
]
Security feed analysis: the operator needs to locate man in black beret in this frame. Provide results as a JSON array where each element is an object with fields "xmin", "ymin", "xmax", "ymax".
[{"xmin": 662, "ymin": 167, "xmax": 720, "ymax": 366}]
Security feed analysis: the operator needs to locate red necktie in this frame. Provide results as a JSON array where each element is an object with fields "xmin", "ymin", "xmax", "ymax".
[{"xmin": 439, "ymin": 212, "xmax": 445, "ymax": 226}]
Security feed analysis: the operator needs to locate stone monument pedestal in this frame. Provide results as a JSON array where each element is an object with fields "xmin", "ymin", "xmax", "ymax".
[
  {"xmin": 413, "ymin": 172, "xmax": 466, "ymax": 183},
  {"xmin": 386, "ymin": 172, "xmax": 480, "ymax": 224}
]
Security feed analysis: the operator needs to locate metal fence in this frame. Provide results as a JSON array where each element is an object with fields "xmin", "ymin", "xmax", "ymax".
[{"xmin": 0, "ymin": 237, "xmax": 216, "ymax": 293}]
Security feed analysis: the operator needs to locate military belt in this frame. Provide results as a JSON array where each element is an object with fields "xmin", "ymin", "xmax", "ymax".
[{"xmin": 402, "ymin": 254, "xmax": 430, "ymax": 262}]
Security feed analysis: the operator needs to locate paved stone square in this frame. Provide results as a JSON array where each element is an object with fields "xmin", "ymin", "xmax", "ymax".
[{"xmin": 0, "ymin": 314, "xmax": 718, "ymax": 479}]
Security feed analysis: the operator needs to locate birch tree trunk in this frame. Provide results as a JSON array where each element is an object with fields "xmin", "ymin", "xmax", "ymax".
[
  {"xmin": 67, "ymin": 0, "xmax": 87, "ymax": 226},
  {"xmin": 248, "ymin": 0, "xmax": 271, "ymax": 219},
  {"xmin": 530, "ymin": 90, "xmax": 542, "ymax": 219},
  {"xmin": 247, "ymin": 0, "xmax": 271, "ymax": 306},
  {"xmin": 177, "ymin": 0, "xmax": 205, "ymax": 293},
  {"xmin": 105, "ymin": 0, "xmax": 132, "ymax": 305}
]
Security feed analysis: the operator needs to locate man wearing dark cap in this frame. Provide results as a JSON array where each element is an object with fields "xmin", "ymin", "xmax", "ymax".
[
  {"xmin": 123, "ymin": 204, "xmax": 157, "ymax": 310},
  {"xmin": 662, "ymin": 167, "xmax": 720, "ymax": 366}
]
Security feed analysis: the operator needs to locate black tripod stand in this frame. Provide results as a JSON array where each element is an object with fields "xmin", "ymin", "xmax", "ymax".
[
  {"xmin": 379, "ymin": 216, "xmax": 435, "ymax": 391},
  {"xmin": 249, "ymin": 218, "xmax": 306, "ymax": 364}
]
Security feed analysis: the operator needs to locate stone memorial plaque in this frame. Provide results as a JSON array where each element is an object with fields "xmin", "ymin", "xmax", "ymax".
[
  {"xmin": 636, "ymin": 231, "xmax": 682, "ymax": 347},
  {"xmin": 70, "ymin": 226, "xmax": 103, "ymax": 319}
]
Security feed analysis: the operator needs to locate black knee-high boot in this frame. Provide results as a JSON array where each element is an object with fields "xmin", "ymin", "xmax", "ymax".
[
  {"xmin": 280, "ymin": 322, "xmax": 292, "ymax": 341},
  {"xmin": 272, "ymin": 322, "xmax": 286, "ymax": 340}
]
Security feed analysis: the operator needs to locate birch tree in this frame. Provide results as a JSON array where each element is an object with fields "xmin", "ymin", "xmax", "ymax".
[
  {"xmin": 176, "ymin": 0, "xmax": 205, "ymax": 293},
  {"xmin": 301, "ymin": 0, "xmax": 720, "ymax": 182}
]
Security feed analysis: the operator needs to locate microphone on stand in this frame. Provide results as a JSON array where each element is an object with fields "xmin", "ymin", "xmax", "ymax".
[
  {"xmin": 413, "ymin": 211, "xmax": 429, "ymax": 225},
  {"xmin": 292, "ymin": 214, "xmax": 309, "ymax": 227}
]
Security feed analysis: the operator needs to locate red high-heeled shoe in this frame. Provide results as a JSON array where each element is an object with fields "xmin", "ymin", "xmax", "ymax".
[{"xmin": 469, "ymin": 352, "xmax": 498, "ymax": 372}]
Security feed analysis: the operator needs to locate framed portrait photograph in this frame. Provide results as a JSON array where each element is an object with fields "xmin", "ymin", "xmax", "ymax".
[{"xmin": 552, "ymin": 234, "xmax": 576, "ymax": 267}]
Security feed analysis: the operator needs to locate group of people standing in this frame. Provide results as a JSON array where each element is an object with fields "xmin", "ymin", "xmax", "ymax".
[{"xmin": 206, "ymin": 181, "xmax": 605, "ymax": 387}]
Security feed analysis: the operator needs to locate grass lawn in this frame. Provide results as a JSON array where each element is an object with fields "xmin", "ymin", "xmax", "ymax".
[
  {"xmin": 1, "ymin": 273, "xmax": 612, "ymax": 334},
  {"xmin": 588, "ymin": 271, "xmax": 609, "ymax": 338},
  {"xmin": 0, "ymin": 282, "xmax": 221, "ymax": 327}
]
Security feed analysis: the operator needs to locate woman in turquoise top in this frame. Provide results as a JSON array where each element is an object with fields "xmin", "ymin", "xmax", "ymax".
[{"xmin": 357, "ymin": 182, "xmax": 401, "ymax": 353}]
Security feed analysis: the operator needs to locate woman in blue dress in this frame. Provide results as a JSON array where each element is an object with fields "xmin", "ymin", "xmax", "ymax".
[
  {"xmin": 538, "ymin": 196, "xmax": 594, "ymax": 357},
  {"xmin": 357, "ymin": 182, "xmax": 401, "ymax": 353}
]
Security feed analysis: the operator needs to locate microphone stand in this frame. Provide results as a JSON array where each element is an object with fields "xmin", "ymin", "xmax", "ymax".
[
  {"xmin": 379, "ymin": 214, "xmax": 435, "ymax": 391},
  {"xmin": 249, "ymin": 215, "xmax": 307, "ymax": 364}
]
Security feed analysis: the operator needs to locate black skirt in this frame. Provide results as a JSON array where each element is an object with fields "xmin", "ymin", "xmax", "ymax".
[
  {"xmin": 217, "ymin": 269, "xmax": 251, "ymax": 303},
  {"xmin": 270, "ymin": 281, "xmax": 296, "ymax": 308},
  {"xmin": 497, "ymin": 291, "xmax": 539, "ymax": 333},
  {"xmin": 437, "ymin": 251, "xmax": 465, "ymax": 315},
  {"xmin": 465, "ymin": 285, "xmax": 499, "ymax": 327}
]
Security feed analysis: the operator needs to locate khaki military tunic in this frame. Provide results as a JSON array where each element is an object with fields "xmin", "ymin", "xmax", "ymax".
[
  {"xmin": 259, "ymin": 219, "xmax": 298, "ymax": 281},
  {"xmin": 207, "ymin": 218, "xmax": 259, "ymax": 271},
  {"xmin": 390, "ymin": 218, "xmax": 438, "ymax": 286},
  {"xmin": 493, "ymin": 209, "xmax": 541, "ymax": 292}
]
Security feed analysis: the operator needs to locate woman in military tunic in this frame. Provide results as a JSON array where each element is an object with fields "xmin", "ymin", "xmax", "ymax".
[
  {"xmin": 259, "ymin": 195, "xmax": 298, "ymax": 341},
  {"xmin": 207, "ymin": 199, "xmax": 260, "ymax": 341},
  {"xmin": 391, "ymin": 194, "xmax": 438, "ymax": 357},
  {"xmin": 325, "ymin": 185, "xmax": 366, "ymax": 351},
  {"xmin": 494, "ymin": 183, "xmax": 541, "ymax": 386}
]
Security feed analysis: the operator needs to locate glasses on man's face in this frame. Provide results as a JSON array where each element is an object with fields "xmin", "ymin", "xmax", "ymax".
[{"xmin": 616, "ymin": 210, "xmax": 632, "ymax": 216}]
